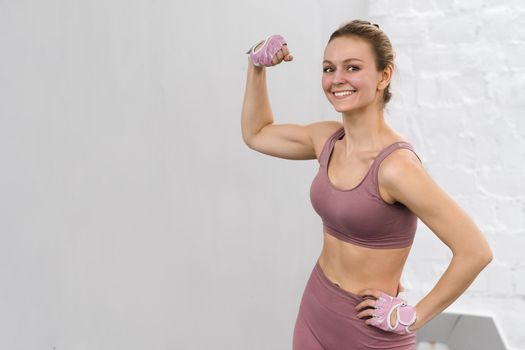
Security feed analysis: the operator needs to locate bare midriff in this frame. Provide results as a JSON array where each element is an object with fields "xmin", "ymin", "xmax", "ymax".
[{"xmin": 318, "ymin": 231, "xmax": 412, "ymax": 297}]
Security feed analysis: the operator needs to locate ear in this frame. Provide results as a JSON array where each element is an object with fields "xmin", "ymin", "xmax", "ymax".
[{"xmin": 377, "ymin": 64, "xmax": 393, "ymax": 91}]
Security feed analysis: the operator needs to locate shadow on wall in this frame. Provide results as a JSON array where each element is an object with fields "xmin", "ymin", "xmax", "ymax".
[{"xmin": 416, "ymin": 312, "xmax": 507, "ymax": 349}]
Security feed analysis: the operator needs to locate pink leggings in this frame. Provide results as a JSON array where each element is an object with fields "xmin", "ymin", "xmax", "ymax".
[{"xmin": 293, "ymin": 260, "xmax": 416, "ymax": 350}]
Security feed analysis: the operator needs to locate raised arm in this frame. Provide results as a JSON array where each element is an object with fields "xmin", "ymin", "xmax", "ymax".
[{"xmin": 241, "ymin": 39, "xmax": 323, "ymax": 160}]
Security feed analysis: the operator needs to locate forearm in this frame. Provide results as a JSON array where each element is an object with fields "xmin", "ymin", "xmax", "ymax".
[
  {"xmin": 241, "ymin": 58, "xmax": 274, "ymax": 145},
  {"xmin": 410, "ymin": 253, "xmax": 492, "ymax": 331}
]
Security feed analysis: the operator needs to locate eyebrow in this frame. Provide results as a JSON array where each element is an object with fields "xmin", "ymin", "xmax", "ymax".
[{"xmin": 323, "ymin": 58, "xmax": 363, "ymax": 64}]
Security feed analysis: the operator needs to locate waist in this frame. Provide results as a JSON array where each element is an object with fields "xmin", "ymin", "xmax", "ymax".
[{"xmin": 319, "ymin": 231, "xmax": 412, "ymax": 296}]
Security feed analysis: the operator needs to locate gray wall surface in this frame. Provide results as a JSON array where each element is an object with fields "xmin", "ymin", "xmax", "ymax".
[{"xmin": 0, "ymin": 1, "xmax": 365, "ymax": 349}]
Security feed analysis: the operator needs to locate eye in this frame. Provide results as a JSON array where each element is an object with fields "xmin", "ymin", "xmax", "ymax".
[
  {"xmin": 347, "ymin": 65, "xmax": 359, "ymax": 72},
  {"xmin": 323, "ymin": 66, "xmax": 333, "ymax": 73}
]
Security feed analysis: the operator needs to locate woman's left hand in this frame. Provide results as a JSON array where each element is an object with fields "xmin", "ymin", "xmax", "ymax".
[{"xmin": 355, "ymin": 289, "xmax": 417, "ymax": 335}]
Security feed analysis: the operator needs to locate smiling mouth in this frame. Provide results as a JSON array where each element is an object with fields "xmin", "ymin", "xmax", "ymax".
[{"xmin": 333, "ymin": 90, "xmax": 356, "ymax": 98}]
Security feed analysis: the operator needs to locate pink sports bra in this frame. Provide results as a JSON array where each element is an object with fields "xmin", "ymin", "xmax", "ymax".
[{"xmin": 310, "ymin": 126, "xmax": 422, "ymax": 249}]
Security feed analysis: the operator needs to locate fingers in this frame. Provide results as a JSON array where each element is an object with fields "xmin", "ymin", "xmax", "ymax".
[
  {"xmin": 355, "ymin": 298, "xmax": 375, "ymax": 312},
  {"xmin": 355, "ymin": 298, "xmax": 376, "ymax": 319},
  {"xmin": 282, "ymin": 44, "xmax": 293, "ymax": 61},
  {"xmin": 272, "ymin": 49, "xmax": 284, "ymax": 65},
  {"xmin": 271, "ymin": 44, "xmax": 293, "ymax": 66},
  {"xmin": 356, "ymin": 307, "xmax": 375, "ymax": 319},
  {"xmin": 354, "ymin": 288, "xmax": 406, "ymax": 331},
  {"xmin": 358, "ymin": 289, "xmax": 383, "ymax": 299},
  {"xmin": 247, "ymin": 35, "xmax": 292, "ymax": 67},
  {"xmin": 354, "ymin": 289, "xmax": 384, "ymax": 321}
]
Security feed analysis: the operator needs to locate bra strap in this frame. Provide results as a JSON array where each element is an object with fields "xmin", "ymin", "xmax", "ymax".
[
  {"xmin": 374, "ymin": 142, "xmax": 422, "ymax": 165},
  {"xmin": 368, "ymin": 142, "xmax": 422, "ymax": 188},
  {"xmin": 319, "ymin": 127, "xmax": 344, "ymax": 166}
]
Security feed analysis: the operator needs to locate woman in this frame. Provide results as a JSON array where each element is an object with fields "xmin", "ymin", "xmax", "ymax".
[{"xmin": 241, "ymin": 20, "xmax": 493, "ymax": 350}]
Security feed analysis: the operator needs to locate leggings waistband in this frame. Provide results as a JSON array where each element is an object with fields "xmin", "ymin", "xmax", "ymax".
[{"xmin": 313, "ymin": 259, "xmax": 363, "ymax": 304}]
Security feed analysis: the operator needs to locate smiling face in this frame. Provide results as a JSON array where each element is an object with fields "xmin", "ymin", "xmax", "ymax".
[{"xmin": 322, "ymin": 35, "xmax": 390, "ymax": 113}]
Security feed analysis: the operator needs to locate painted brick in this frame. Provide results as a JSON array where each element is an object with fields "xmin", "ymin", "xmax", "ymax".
[
  {"xmin": 413, "ymin": 47, "xmax": 463, "ymax": 74},
  {"xmin": 460, "ymin": 195, "xmax": 496, "ymax": 230},
  {"xmin": 383, "ymin": 19, "xmax": 428, "ymax": 46},
  {"xmin": 367, "ymin": 0, "xmax": 390, "ymax": 17},
  {"xmin": 499, "ymin": 134, "xmax": 525, "ymax": 172},
  {"xmin": 394, "ymin": 50, "xmax": 416, "ymax": 77},
  {"xmin": 413, "ymin": 0, "xmax": 454, "ymax": 14},
  {"xmin": 478, "ymin": 7, "xmax": 525, "ymax": 43},
  {"xmin": 486, "ymin": 71, "xmax": 525, "ymax": 107},
  {"xmin": 477, "ymin": 167, "xmax": 525, "ymax": 198},
  {"xmin": 410, "ymin": 225, "xmax": 451, "ymax": 261},
  {"xmin": 416, "ymin": 107, "xmax": 464, "ymax": 140},
  {"xmin": 408, "ymin": 260, "xmax": 444, "ymax": 292},
  {"xmin": 452, "ymin": 0, "xmax": 487, "ymax": 11},
  {"xmin": 494, "ymin": 198, "xmax": 525, "ymax": 232},
  {"xmin": 389, "ymin": 80, "xmax": 418, "ymax": 109},
  {"xmin": 412, "ymin": 0, "xmax": 441, "ymax": 14},
  {"xmin": 503, "ymin": 43, "xmax": 525, "ymax": 69},
  {"xmin": 433, "ymin": 0, "xmax": 455, "ymax": 13},
  {"xmin": 387, "ymin": 0, "xmax": 414, "ymax": 15},
  {"xmin": 513, "ymin": 266, "xmax": 525, "ymax": 295},
  {"xmin": 449, "ymin": 74, "xmax": 488, "ymax": 105},
  {"xmin": 503, "ymin": 106, "xmax": 525, "ymax": 139},
  {"xmin": 416, "ymin": 75, "xmax": 479, "ymax": 108},
  {"xmin": 464, "ymin": 264, "xmax": 488, "ymax": 296},
  {"xmin": 489, "ymin": 234, "xmax": 525, "ymax": 266},
  {"xmin": 455, "ymin": 45, "xmax": 506, "ymax": 73},
  {"xmin": 425, "ymin": 164, "xmax": 478, "ymax": 197},
  {"xmin": 368, "ymin": 0, "xmax": 415, "ymax": 17},
  {"xmin": 428, "ymin": 16, "xmax": 478, "ymax": 45},
  {"xmin": 484, "ymin": 262, "xmax": 514, "ymax": 296}
]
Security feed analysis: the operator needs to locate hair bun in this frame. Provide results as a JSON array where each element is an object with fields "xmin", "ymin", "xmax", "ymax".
[{"xmin": 364, "ymin": 21, "xmax": 380, "ymax": 29}]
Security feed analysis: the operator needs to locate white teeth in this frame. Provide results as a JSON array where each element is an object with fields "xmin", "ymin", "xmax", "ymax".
[{"xmin": 333, "ymin": 90, "xmax": 356, "ymax": 97}]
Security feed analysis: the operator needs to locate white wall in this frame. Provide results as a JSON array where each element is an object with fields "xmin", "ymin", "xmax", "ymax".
[
  {"xmin": 365, "ymin": 1, "xmax": 525, "ymax": 349},
  {"xmin": 1, "ymin": 0, "xmax": 523, "ymax": 349}
]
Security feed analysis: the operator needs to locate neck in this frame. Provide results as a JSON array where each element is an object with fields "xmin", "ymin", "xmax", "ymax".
[{"xmin": 340, "ymin": 104, "xmax": 390, "ymax": 156}]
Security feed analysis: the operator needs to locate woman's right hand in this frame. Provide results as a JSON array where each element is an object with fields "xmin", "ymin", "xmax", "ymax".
[
  {"xmin": 247, "ymin": 35, "xmax": 293, "ymax": 67},
  {"xmin": 267, "ymin": 43, "xmax": 293, "ymax": 66}
]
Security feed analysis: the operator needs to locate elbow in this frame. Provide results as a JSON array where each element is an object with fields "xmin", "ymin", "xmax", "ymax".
[
  {"xmin": 481, "ymin": 248, "xmax": 494, "ymax": 266},
  {"xmin": 471, "ymin": 248, "xmax": 493, "ymax": 269},
  {"xmin": 241, "ymin": 128, "xmax": 258, "ymax": 150},
  {"xmin": 242, "ymin": 136, "xmax": 252, "ymax": 149},
  {"xmin": 454, "ymin": 247, "xmax": 493, "ymax": 268},
  {"xmin": 478, "ymin": 239, "xmax": 494, "ymax": 267},
  {"xmin": 243, "ymin": 136, "xmax": 256, "ymax": 150},
  {"xmin": 241, "ymin": 130, "xmax": 254, "ymax": 149}
]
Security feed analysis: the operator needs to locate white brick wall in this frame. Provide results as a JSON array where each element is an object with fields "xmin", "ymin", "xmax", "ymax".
[{"xmin": 366, "ymin": 1, "xmax": 525, "ymax": 349}]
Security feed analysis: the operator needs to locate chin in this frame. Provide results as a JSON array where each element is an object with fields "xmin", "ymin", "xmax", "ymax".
[{"xmin": 332, "ymin": 103, "xmax": 356, "ymax": 113}]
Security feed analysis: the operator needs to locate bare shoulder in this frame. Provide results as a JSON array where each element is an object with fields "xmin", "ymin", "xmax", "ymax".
[
  {"xmin": 306, "ymin": 120, "xmax": 343, "ymax": 159},
  {"xmin": 378, "ymin": 147, "xmax": 425, "ymax": 186},
  {"xmin": 377, "ymin": 146, "xmax": 424, "ymax": 204}
]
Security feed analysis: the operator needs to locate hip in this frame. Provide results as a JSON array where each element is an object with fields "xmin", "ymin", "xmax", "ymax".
[{"xmin": 293, "ymin": 259, "xmax": 416, "ymax": 350}]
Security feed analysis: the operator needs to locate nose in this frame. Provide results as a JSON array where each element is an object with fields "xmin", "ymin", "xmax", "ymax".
[{"xmin": 332, "ymin": 68, "xmax": 346, "ymax": 85}]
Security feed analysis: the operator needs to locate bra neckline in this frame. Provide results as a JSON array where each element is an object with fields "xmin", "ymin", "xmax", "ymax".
[{"xmin": 325, "ymin": 127, "xmax": 410, "ymax": 192}]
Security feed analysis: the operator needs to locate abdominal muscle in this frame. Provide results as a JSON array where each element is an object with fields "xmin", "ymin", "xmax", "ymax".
[{"xmin": 318, "ymin": 231, "xmax": 412, "ymax": 297}]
